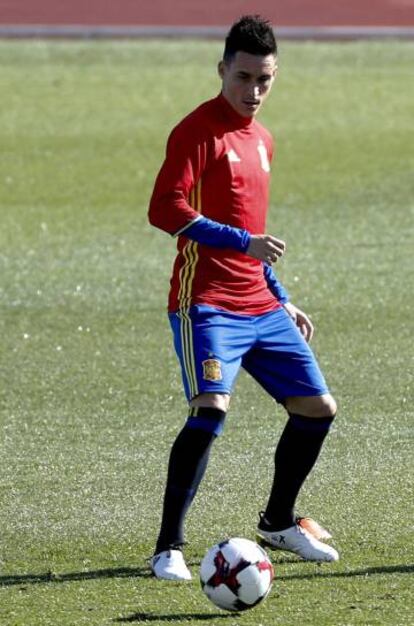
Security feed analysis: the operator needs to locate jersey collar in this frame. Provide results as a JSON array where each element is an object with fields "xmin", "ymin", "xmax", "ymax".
[{"xmin": 217, "ymin": 92, "xmax": 254, "ymax": 129}]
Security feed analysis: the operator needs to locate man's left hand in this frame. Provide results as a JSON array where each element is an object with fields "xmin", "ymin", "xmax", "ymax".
[{"xmin": 284, "ymin": 302, "xmax": 314, "ymax": 343}]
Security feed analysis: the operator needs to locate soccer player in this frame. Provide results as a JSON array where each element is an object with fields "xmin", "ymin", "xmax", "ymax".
[{"xmin": 148, "ymin": 15, "xmax": 339, "ymax": 581}]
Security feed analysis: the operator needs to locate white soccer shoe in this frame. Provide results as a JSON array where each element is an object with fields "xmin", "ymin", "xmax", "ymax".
[
  {"xmin": 257, "ymin": 523, "xmax": 339, "ymax": 562},
  {"xmin": 150, "ymin": 549, "xmax": 192, "ymax": 581}
]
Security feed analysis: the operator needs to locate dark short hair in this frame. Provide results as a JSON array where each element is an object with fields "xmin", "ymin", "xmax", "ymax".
[{"xmin": 223, "ymin": 15, "xmax": 277, "ymax": 62}]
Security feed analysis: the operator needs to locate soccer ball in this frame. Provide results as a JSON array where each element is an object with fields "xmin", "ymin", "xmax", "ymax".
[{"xmin": 200, "ymin": 537, "xmax": 274, "ymax": 612}]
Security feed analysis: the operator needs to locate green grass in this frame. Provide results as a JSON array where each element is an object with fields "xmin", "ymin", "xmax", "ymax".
[{"xmin": 0, "ymin": 39, "xmax": 413, "ymax": 625}]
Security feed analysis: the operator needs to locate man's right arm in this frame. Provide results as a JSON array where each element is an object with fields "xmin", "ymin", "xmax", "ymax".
[{"xmin": 148, "ymin": 124, "xmax": 204, "ymax": 236}]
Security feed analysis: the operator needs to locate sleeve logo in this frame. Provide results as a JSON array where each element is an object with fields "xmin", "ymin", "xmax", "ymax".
[
  {"xmin": 202, "ymin": 359, "xmax": 222, "ymax": 381},
  {"xmin": 257, "ymin": 140, "xmax": 270, "ymax": 172},
  {"xmin": 226, "ymin": 149, "xmax": 241, "ymax": 163}
]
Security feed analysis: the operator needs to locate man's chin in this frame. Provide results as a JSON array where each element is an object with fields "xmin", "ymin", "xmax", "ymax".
[{"xmin": 241, "ymin": 102, "xmax": 260, "ymax": 117}]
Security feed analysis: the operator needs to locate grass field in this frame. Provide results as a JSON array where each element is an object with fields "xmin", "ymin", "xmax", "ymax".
[{"xmin": 0, "ymin": 38, "xmax": 413, "ymax": 625}]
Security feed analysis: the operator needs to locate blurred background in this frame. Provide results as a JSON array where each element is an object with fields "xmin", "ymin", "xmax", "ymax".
[{"xmin": 1, "ymin": 0, "xmax": 414, "ymax": 35}]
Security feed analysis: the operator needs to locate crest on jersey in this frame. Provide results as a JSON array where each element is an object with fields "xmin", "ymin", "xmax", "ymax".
[{"xmin": 202, "ymin": 359, "xmax": 222, "ymax": 381}]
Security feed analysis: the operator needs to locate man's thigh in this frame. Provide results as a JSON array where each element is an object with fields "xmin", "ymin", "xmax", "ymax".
[
  {"xmin": 169, "ymin": 305, "xmax": 256, "ymax": 402},
  {"xmin": 242, "ymin": 307, "xmax": 329, "ymax": 403}
]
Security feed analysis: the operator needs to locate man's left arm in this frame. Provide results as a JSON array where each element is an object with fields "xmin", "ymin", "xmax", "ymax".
[
  {"xmin": 263, "ymin": 263, "xmax": 289, "ymax": 303},
  {"xmin": 263, "ymin": 264, "xmax": 314, "ymax": 342}
]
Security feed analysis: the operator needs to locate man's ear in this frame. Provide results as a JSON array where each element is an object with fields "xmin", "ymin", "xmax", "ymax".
[{"xmin": 217, "ymin": 60, "xmax": 225, "ymax": 79}]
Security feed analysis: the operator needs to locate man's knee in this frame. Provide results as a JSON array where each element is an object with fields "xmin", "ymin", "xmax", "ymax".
[
  {"xmin": 187, "ymin": 394, "xmax": 230, "ymax": 437},
  {"xmin": 186, "ymin": 406, "xmax": 227, "ymax": 437},
  {"xmin": 285, "ymin": 393, "xmax": 337, "ymax": 418},
  {"xmin": 190, "ymin": 392, "xmax": 231, "ymax": 412}
]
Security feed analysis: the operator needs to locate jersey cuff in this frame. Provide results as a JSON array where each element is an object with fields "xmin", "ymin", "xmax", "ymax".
[{"xmin": 172, "ymin": 215, "xmax": 203, "ymax": 237}]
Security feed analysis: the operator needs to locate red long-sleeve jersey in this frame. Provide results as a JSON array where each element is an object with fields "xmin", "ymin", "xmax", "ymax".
[{"xmin": 148, "ymin": 93, "xmax": 281, "ymax": 315}]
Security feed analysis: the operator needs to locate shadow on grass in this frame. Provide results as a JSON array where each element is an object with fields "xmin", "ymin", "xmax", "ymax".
[
  {"xmin": 1, "ymin": 562, "xmax": 412, "ymax": 590},
  {"xmin": 0, "ymin": 565, "xmax": 152, "ymax": 587},
  {"xmin": 114, "ymin": 613, "xmax": 232, "ymax": 623},
  {"xmin": 279, "ymin": 563, "xmax": 414, "ymax": 581}
]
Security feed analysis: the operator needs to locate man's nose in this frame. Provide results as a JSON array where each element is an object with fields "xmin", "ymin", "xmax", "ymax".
[{"xmin": 247, "ymin": 84, "xmax": 260, "ymax": 99}]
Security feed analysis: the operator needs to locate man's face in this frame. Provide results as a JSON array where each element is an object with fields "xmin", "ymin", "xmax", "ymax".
[{"xmin": 218, "ymin": 51, "xmax": 277, "ymax": 118}]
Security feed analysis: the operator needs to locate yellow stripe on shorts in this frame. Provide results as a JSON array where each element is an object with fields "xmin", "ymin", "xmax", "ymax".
[{"xmin": 178, "ymin": 308, "xmax": 199, "ymax": 398}]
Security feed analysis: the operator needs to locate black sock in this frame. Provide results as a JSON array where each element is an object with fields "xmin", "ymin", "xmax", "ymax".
[
  {"xmin": 262, "ymin": 412, "xmax": 335, "ymax": 531},
  {"xmin": 155, "ymin": 409, "xmax": 225, "ymax": 553}
]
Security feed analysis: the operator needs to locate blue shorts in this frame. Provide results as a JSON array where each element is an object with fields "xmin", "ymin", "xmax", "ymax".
[{"xmin": 169, "ymin": 305, "xmax": 329, "ymax": 404}]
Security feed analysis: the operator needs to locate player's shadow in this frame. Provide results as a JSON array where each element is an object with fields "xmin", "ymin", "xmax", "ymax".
[
  {"xmin": 0, "ymin": 565, "xmax": 152, "ymax": 587},
  {"xmin": 114, "ymin": 613, "xmax": 232, "ymax": 623},
  {"xmin": 278, "ymin": 563, "xmax": 414, "ymax": 581},
  {"xmin": 0, "ymin": 558, "xmax": 201, "ymax": 588},
  {"xmin": 0, "ymin": 559, "xmax": 203, "ymax": 588},
  {"xmin": 1, "ymin": 562, "xmax": 412, "ymax": 590}
]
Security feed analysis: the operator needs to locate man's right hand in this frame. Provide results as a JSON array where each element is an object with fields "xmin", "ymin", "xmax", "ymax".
[{"xmin": 246, "ymin": 234, "xmax": 286, "ymax": 264}]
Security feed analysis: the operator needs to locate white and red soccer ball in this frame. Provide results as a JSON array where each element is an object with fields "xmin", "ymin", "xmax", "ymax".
[{"xmin": 200, "ymin": 537, "xmax": 274, "ymax": 612}]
